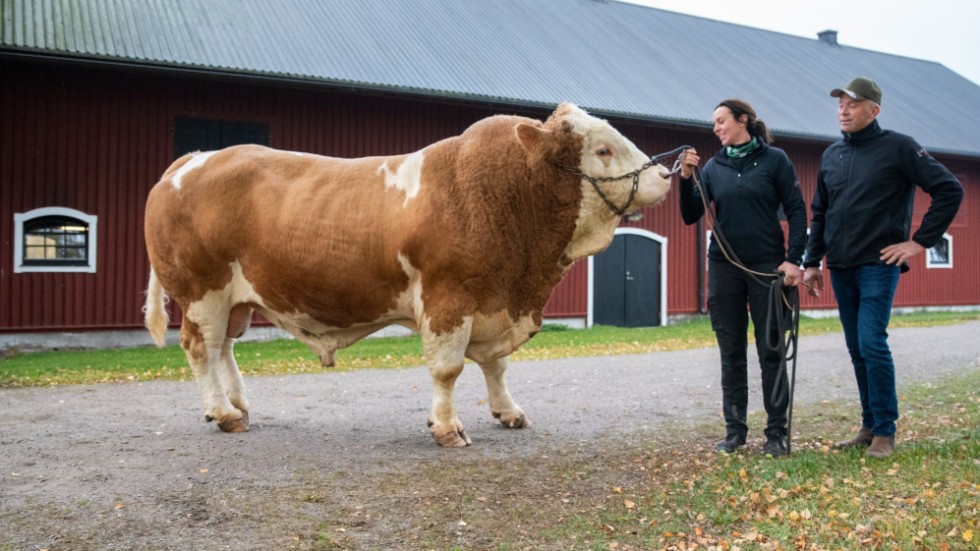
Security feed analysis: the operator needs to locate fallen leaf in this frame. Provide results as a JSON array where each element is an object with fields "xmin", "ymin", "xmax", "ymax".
[
  {"xmin": 624, "ymin": 499, "xmax": 635, "ymax": 509},
  {"xmin": 963, "ymin": 529, "xmax": 974, "ymax": 542},
  {"xmin": 114, "ymin": 503, "xmax": 124, "ymax": 510}
]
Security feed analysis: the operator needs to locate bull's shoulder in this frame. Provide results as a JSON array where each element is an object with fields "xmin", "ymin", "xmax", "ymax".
[{"xmin": 461, "ymin": 114, "xmax": 540, "ymax": 139}]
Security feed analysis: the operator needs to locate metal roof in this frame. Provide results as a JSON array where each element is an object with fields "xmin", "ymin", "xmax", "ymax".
[{"xmin": 3, "ymin": 0, "xmax": 979, "ymax": 157}]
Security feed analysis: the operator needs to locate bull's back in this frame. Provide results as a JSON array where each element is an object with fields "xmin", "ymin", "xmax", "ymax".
[{"xmin": 144, "ymin": 145, "xmax": 417, "ymax": 317}]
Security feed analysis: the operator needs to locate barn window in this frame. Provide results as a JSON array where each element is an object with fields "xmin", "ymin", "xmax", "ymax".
[
  {"xmin": 926, "ymin": 233, "xmax": 953, "ymax": 269},
  {"xmin": 174, "ymin": 116, "xmax": 269, "ymax": 157},
  {"xmin": 14, "ymin": 207, "xmax": 98, "ymax": 273}
]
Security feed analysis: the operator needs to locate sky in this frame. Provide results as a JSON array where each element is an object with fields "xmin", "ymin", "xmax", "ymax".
[{"xmin": 626, "ymin": 0, "xmax": 980, "ymax": 86}]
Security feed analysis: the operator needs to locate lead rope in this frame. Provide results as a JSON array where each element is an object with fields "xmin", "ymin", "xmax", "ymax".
[
  {"xmin": 687, "ymin": 154, "xmax": 800, "ymax": 455},
  {"xmin": 766, "ymin": 276, "xmax": 800, "ymax": 455}
]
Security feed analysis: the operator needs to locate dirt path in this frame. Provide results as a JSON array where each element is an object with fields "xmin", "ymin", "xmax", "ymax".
[{"xmin": 2, "ymin": 321, "xmax": 978, "ymax": 550}]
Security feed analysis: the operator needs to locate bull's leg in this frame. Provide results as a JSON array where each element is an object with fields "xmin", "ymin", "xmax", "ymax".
[
  {"xmin": 215, "ymin": 304, "xmax": 253, "ymax": 427},
  {"xmin": 422, "ymin": 320, "xmax": 472, "ymax": 447},
  {"xmin": 179, "ymin": 318, "xmax": 248, "ymax": 433},
  {"xmin": 478, "ymin": 357, "xmax": 531, "ymax": 429},
  {"xmin": 216, "ymin": 337, "xmax": 250, "ymax": 428}
]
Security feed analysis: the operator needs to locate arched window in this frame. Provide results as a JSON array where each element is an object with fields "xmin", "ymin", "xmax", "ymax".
[{"xmin": 14, "ymin": 207, "xmax": 98, "ymax": 273}]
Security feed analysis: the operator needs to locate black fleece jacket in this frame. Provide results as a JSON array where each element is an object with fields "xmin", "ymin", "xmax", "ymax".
[
  {"xmin": 803, "ymin": 120, "xmax": 963, "ymax": 271},
  {"xmin": 679, "ymin": 141, "xmax": 807, "ymax": 266}
]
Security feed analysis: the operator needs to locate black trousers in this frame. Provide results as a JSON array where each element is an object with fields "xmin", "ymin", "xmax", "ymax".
[{"xmin": 707, "ymin": 260, "xmax": 788, "ymax": 438}]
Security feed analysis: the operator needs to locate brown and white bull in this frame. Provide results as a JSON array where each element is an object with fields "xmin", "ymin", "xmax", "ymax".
[{"xmin": 143, "ymin": 103, "xmax": 671, "ymax": 446}]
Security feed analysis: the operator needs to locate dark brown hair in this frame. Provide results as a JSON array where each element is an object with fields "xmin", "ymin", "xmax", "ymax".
[{"xmin": 717, "ymin": 99, "xmax": 773, "ymax": 144}]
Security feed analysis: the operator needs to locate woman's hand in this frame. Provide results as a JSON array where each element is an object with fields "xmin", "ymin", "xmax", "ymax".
[
  {"xmin": 777, "ymin": 261, "xmax": 802, "ymax": 287},
  {"xmin": 679, "ymin": 148, "xmax": 700, "ymax": 179}
]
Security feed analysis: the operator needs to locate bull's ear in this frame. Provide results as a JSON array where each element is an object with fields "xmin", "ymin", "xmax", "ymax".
[{"xmin": 516, "ymin": 123, "xmax": 557, "ymax": 164}]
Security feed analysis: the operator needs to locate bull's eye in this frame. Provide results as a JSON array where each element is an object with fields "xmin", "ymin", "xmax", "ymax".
[{"xmin": 597, "ymin": 147, "xmax": 611, "ymax": 157}]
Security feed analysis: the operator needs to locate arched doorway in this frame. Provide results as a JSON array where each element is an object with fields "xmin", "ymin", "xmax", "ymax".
[{"xmin": 588, "ymin": 228, "xmax": 667, "ymax": 327}]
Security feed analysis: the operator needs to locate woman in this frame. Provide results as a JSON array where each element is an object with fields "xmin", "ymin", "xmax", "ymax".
[{"xmin": 678, "ymin": 99, "xmax": 807, "ymax": 457}]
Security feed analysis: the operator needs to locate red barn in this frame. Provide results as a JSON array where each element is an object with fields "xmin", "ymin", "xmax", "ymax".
[{"xmin": 2, "ymin": 0, "xmax": 978, "ymax": 350}]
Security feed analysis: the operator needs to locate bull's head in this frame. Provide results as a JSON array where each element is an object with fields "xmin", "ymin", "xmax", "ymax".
[
  {"xmin": 516, "ymin": 103, "xmax": 673, "ymax": 259},
  {"xmin": 517, "ymin": 103, "xmax": 672, "ymax": 216}
]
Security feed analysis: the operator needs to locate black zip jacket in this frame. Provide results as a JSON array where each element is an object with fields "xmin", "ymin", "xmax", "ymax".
[
  {"xmin": 679, "ymin": 141, "xmax": 807, "ymax": 266},
  {"xmin": 803, "ymin": 120, "xmax": 963, "ymax": 271}
]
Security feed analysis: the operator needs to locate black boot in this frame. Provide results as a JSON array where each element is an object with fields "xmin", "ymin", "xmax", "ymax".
[
  {"xmin": 715, "ymin": 433, "xmax": 746, "ymax": 454},
  {"xmin": 762, "ymin": 433, "xmax": 788, "ymax": 457}
]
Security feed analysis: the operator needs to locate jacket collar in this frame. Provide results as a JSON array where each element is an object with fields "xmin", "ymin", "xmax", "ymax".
[
  {"xmin": 843, "ymin": 119, "xmax": 882, "ymax": 142},
  {"xmin": 713, "ymin": 138, "xmax": 769, "ymax": 165}
]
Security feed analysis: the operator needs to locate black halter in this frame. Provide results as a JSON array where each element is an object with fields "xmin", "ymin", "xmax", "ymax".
[{"xmin": 552, "ymin": 145, "xmax": 691, "ymax": 216}]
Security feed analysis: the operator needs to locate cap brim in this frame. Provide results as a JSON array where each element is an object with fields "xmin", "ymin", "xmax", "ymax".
[{"xmin": 830, "ymin": 88, "xmax": 858, "ymax": 99}]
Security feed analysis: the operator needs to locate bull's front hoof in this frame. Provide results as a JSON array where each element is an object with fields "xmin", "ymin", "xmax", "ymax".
[
  {"xmin": 214, "ymin": 411, "xmax": 250, "ymax": 433},
  {"xmin": 493, "ymin": 411, "xmax": 532, "ymax": 429},
  {"xmin": 431, "ymin": 427, "xmax": 472, "ymax": 447}
]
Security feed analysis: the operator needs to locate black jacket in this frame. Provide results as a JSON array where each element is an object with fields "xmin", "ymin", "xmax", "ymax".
[
  {"xmin": 679, "ymin": 141, "xmax": 807, "ymax": 266},
  {"xmin": 803, "ymin": 120, "xmax": 963, "ymax": 271}
]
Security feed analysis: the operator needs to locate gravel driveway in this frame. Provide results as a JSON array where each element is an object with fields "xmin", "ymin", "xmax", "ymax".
[{"xmin": 2, "ymin": 321, "xmax": 977, "ymax": 550}]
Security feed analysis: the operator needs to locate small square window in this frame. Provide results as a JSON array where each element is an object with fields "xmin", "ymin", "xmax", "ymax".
[
  {"xmin": 926, "ymin": 233, "xmax": 953, "ymax": 269},
  {"xmin": 14, "ymin": 207, "xmax": 98, "ymax": 273}
]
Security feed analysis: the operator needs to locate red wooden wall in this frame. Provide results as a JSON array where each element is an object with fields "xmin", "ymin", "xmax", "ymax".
[{"xmin": 2, "ymin": 58, "xmax": 977, "ymax": 334}]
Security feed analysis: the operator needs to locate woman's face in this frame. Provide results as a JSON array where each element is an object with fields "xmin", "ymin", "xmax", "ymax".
[{"xmin": 712, "ymin": 106, "xmax": 751, "ymax": 147}]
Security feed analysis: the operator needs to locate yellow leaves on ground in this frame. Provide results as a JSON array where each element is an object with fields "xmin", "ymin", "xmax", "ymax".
[{"xmin": 608, "ymin": 428, "xmax": 979, "ymax": 551}]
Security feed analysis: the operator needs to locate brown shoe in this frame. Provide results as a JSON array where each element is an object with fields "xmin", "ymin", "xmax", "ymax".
[
  {"xmin": 834, "ymin": 427, "xmax": 873, "ymax": 449},
  {"xmin": 865, "ymin": 436, "xmax": 895, "ymax": 458}
]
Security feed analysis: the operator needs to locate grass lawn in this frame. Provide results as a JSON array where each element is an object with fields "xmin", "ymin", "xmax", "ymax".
[{"xmin": 1, "ymin": 310, "xmax": 978, "ymax": 387}]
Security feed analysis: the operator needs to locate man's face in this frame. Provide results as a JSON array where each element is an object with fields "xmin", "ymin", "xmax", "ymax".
[{"xmin": 838, "ymin": 96, "xmax": 879, "ymax": 133}]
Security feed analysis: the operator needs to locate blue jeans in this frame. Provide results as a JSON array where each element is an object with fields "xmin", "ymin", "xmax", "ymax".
[{"xmin": 829, "ymin": 262, "xmax": 901, "ymax": 437}]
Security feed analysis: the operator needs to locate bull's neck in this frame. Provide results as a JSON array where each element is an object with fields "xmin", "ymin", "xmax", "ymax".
[{"xmin": 563, "ymin": 190, "xmax": 622, "ymax": 261}]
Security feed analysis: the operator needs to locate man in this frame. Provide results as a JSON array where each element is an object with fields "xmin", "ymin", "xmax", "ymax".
[{"xmin": 803, "ymin": 77, "xmax": 963, "ymax": 459}]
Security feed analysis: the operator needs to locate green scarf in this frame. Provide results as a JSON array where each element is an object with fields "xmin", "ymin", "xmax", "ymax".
[{"xmin": 725, "ymin": 136, "xmax": 759, "ymax": 158}]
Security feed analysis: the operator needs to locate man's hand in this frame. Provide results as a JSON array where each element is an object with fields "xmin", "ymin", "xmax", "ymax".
[
  {"xmin": 803, "ymin": 267, "xmax": 823, "ymax": 298},
  {"xmin": 880, "ymin": 240, "xmax": 925, "ymax": 266},
  {"xmin": 777, "ymin": 261, "xmax": 802, "ymax": 287}
]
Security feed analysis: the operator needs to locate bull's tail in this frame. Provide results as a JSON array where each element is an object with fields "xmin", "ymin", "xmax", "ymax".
[{"xmin": 143, "ymin": 268, "xmax": 170, "ymax": 347}]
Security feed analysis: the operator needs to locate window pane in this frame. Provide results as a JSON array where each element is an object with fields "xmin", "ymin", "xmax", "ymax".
[
  {"xmin": 928, "ymin": 238, "xmax": 950, "ymax": 265},
  {"xmin": 22, "ymin": 216, "xmax": 89, "ymax": 264}
]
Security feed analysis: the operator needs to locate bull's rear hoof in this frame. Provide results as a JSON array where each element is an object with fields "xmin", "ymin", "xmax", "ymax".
[
  {"xmin": 432, "ymin": 428, "xmax": 471, "ymax": 447},
  {"xmin": 217, "ymin": 412, "xmax": 250, "ymax": 433}
]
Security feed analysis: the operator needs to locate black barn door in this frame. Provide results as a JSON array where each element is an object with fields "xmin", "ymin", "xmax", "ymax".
[{"xmin": 593, "ymin": 234, "xmax": 662, "ymax": 327}]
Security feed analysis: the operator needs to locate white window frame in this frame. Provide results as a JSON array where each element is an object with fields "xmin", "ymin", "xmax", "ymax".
[
  {"xmin": 925, "ymin": 232, "xmax": 953, "ymax": 269},
  {"xmin": 14, "ymin": 207, "xmax": 98, "ymax": 273}
]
